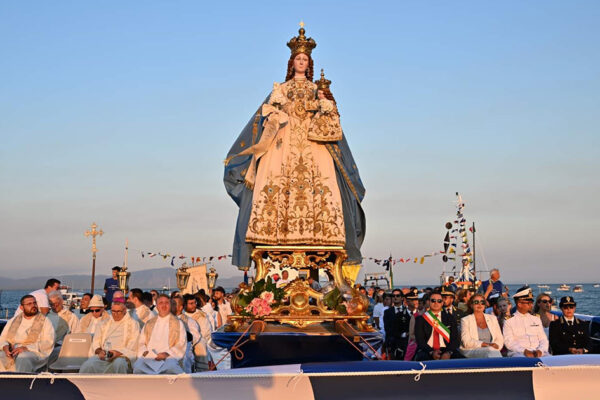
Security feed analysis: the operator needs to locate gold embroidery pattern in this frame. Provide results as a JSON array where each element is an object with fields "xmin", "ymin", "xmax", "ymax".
[{"xmin": 247, "ymin": 80, "xmax": 345, "ymax": 246}]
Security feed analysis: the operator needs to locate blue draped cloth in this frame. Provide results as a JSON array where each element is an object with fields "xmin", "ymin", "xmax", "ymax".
[{"xmin": 223, "ymin": 97, "xmax": 366, "ymax": 269}]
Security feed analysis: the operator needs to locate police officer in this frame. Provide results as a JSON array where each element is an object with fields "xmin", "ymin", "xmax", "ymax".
[
  {"xmin": 549, "ymin": 296, "xmax": 590, "ymax": 355},
  {"xmin": 383, "ymin": 289, "xmax": 411, "ymax": 359},
  {"xmin": 503, "ymin": 285, "xmax": 549, "ymax": 357}
]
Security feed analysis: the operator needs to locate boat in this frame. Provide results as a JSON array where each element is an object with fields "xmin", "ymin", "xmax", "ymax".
[
  {"xmin": 537, "ymin": 284, "xmax": 550, "ymax": 289},
  {"xmin": 594, "ymin": 284, "xmax": 600, "ymax": 288},
  {"xmin": 363, "ymin": 272, "xmax": 391, "ymax": 290},
  {"xmin": 574, "ymin": 285, "xmax": 584, "ymax": 293},
  {"xmin": 439, "ymin": 193, "xmax": 480, "ymax": 290},
  {"xmin": 557, "ymin": 284, "xmax": 571, "ymax": 291},
  {"xmin": 58, "ymin": 285, "xmax": 84, "ymax": 309}
]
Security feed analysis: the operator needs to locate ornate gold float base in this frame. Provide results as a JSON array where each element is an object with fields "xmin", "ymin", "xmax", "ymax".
[{"xmin": 229, "ymin": 245, "xmax": 373, "ymax": 332}]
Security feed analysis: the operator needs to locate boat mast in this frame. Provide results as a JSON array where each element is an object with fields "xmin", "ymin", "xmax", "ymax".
[
  {"xmin": 472, "ymin": 222, "xmax": 476, "ymax": 281},
  {"xmin": 388, "ymin": 253, "xmax": 394, "ymax": 290}
]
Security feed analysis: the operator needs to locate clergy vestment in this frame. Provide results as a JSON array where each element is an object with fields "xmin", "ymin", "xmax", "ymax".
[
  {"xmin": 0, "ymin": 313, "xmax": 55, "ymax": 372},
  {"xmin": 79, "ymin": 313, "xmax": 140, "ymax": 374},
  {"xmin": 178, "ymin": 314, "xmax": 209, "ymax": 372},
  {"xmin": 48, "ymin": 309, "xmax": 80, "ymax": 344},
  {"xmin": 47, "ymin": 308, "xmax": 80, "ymax": 364},
  {"xmin": 133, "ymin": 314, "xmax": 186, "ymax": 374},
  {"xmin": 77, "ymin": 311, "xmax": 110, "ymax": 335},
  {"xmin": 130, "ymin": 304, "xmax": 156, "ymax": 328}
]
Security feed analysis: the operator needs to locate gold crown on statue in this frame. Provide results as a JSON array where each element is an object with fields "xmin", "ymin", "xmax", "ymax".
[
  {"xmin": 287, "ymin": 21, "xmax": 317, "ymax": 57},
  {"xmin": 315, "ymin": 69, "xmax": 331, "ymax": 91}
]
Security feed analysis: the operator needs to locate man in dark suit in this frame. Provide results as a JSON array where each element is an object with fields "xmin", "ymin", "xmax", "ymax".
[
  {"xmin": 415, "ymin": 291, "xmax": 460, "ymax": 360},
  {"xmin": 549, "ymin": 296, "xmax": 590, "ymax": 355},
  {"xmin": 383, "ymin": 289, "xmax": 411, "ymax": 359}
]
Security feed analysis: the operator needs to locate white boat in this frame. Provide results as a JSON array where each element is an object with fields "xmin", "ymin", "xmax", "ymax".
[
  {"xmin": 594, "ymin": 284, "xmax": 600, "ymax": 288},
  {"xmin": 557, "ymin": 284, "xmax": 570, "ymax": 291},
  {"xmin": 573, "ymin": 285, "xmax": 583, "ymax": 293},
  {"xmin": 537, "ymin": 284, "xmax": 550, "ymax": 289},
  {"xmin": 58, "ymin": 285, "xmax": 84, "ymax": 309}
]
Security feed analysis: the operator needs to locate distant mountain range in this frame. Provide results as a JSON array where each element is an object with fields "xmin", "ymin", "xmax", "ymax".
[{"xmin": 0, "ymin": 267, "xmax": 245, "ymax": 291}]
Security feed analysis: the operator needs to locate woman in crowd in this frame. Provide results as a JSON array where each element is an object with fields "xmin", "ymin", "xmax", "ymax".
[
  {"xmin": 460, "ymin": 294, "xmax": 503, "ymax": 358},
  {"xmin": 494, "ymin": 297, "xmax": 512, "ymax": 330},
  {"xmin": 534, "ymin": 293, "xmax": 558, "ymax": 337}
]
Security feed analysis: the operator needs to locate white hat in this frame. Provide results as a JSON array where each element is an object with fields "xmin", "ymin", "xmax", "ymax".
[{"xmin": 89, "ymin": 295, "xmax": 104, "ymax": 308}]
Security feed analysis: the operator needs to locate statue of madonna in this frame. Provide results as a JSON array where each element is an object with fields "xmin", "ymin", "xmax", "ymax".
[{"xmin": 224, "ymin": 26, "xmax": 365, "ymax": 270}]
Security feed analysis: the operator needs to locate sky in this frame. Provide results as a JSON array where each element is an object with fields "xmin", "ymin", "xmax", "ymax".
[{"xmin": 1, "ymin": 1, "xmax": 599, "ymax": 285}]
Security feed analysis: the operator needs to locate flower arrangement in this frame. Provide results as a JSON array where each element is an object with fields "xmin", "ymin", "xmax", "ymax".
[{"xmin": 237, "ymin": 277, "xmax": 285, "ymax": 318}]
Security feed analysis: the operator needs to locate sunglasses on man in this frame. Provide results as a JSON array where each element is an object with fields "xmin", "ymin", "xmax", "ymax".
[
  {"xmin": 561, "ymin": 305, "xmax": 575, "ymax": 309},
  {"xmin": 430, "ymin": 298, "xmax": 443, "ymax": 303}
]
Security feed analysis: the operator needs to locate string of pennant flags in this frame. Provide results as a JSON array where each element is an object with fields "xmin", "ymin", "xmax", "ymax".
[
  {"xmin": 363, "ymin": 251, "xmax": 443, "ymax": 268},
  {"xmin": 130, "ymin": 247, "xmax": 443, "ymax": 269},
  {"xmin": 131, "ymin": 246, "xmax": 232, "ymax": 268}
]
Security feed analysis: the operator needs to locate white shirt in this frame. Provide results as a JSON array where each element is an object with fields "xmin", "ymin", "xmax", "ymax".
[
  {"xmin": 426, "ymin": 312, "xmax": 446, "ymax": 349},
  {"xmin": 14, "ymin": 289, "xmax": 50, "ymax": 317},
  {"xmin": 372, "ymin": 303, "xmax": 386, "ymax": 331},
  {"xmin": 138, "ymin": 316, "xmax": 186, "ymax": 360},
  {"xmin": 503, "ymin": 311, "xmax": 549, "ymax": 357}
]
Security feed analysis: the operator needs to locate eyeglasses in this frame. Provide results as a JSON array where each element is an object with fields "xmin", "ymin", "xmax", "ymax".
[
  {"xmin": 539, "ymin": 299, "xmax": 553, "ymax": 304},
  {"xmin": 111, "ymin": 310, "xmax": 126, "ymax": 314},
  {"xmin": 91, "ymin": 309, "xmax": 103, "ymax": 313},
  {"xmin": 430, "ymin": 299, "xmax": 444, "ymax": 303},
  {"xmin": 471, "ymin": 300, "xmax": 485, "ymax": 305}
]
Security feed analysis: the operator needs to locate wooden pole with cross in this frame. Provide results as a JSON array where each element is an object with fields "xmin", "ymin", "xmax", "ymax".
[{"xmin": 85, "ymin": 222, "xmax": 103, "ymax": 294}]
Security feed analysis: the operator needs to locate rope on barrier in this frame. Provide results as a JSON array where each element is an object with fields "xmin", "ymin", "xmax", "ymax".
[{"xmin": 413, "ymin": 362, "xmax": 427, "ymax": 382}]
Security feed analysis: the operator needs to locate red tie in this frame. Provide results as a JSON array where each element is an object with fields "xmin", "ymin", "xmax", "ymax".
[{"xmin": 432, "ymin": 313, "xmax": 441, "ymax": 350}]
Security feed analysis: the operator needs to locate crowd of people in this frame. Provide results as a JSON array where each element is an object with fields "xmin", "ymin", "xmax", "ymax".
[
  {"xmin": 0, "ymin": 268, "xmax": 234, "ymax": 374},
  {"xmin": 365, "ymin": 269, "xmax": 591, "ymax": 361},
  {"xmin": 0, "ymin": 267, "xmax": 592, "ymax": 374}
]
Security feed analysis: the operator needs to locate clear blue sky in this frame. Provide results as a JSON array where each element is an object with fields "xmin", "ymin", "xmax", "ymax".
[{"xmin": 1, "ymin": 1, "xmax": 599, "ymax": 284}]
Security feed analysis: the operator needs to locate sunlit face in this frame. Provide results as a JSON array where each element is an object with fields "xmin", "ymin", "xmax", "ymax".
[
  {"xmin": 81, "ymin": 295, "xmax": 91, "ymax": 309},
  {"xmin": 185, "ymin": 299, "xmax": 197, "ymax": 313},
  {"xmin": 383, "ymin": 296, "xmax": 392, "ymax": 307},
  {"xmin": 90, "ymin": 308, "xmax": 104, "ymax": 319},
  {"xmin": 537, "ymin": 296, "xmax": 553, "ymax": 311},
  {"xmin": 156, "ymin": 296, "xmax": 171, "ymax": 317},
  {"xmin": 517, "ymin": 299, "xmax": 533, "ymax": 314},
  {"xmin": 171, "ymin": 299, "xmax": 183, "ymax": 315},
  {"xmin": 391, "ymin": 290, "xmax": 403, "ymax": 306},
  {"xmin": 111, "ymin": 304, "xmax": 127, "ymax": 321},
  {"xmin": 429, "ymin": 294, "xmax": 443, "ymax": 313},
  {"xmin": 293, "ymin": 53, "xmax": 309, "ymax": 75},
  {"xmin": 442, "ymin": 295, "xmax": 454, "ymax": 307},
  {"xmin": 491, "ymin": 271, "xmax": 500, "ymax": 281},
  {"xmin": 50, "ymin": 296, "xmax": 64, "ymax": 313},
  {"xmin": 21, "ymin": 298, "xmax": 38, "ymax": 317},
  {"xmin": 497, "ymin": 300, "xmax": 510, "ymax": 315},
  {"xmin": 561, "ymin": 304, "xmax": 575, "ymax": 318},
  {"xmin": 471, "ymin": 295, "xmax": 486, "ymax": 313},
  {"xmin": 407, "ymin": 299, "xmax": 419, "ymax": 310}
]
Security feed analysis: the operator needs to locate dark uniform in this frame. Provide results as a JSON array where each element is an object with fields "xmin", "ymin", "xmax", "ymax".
[
  {"xmin": 549, "ymin": 296, "xmax": 590, "ymax": 355},
  {"xmin": 383, "ymin": 305, "xmax": 411, "ymax": 359}
]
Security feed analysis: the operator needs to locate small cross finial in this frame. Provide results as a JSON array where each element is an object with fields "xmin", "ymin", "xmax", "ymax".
[{"xmin": 299, "ymin": 20, "xmax": 305, "ymax": 29}]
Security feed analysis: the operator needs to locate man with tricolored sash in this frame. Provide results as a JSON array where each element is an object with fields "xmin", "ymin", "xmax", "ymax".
[{"xmin": 414, "ymin": 291, "xmax": 460, "ymax": 361}]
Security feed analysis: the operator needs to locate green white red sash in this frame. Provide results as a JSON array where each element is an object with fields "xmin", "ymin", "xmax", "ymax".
[{"xmin": 423, "ymin": 310, "xmax": 451, "ymax": 342}]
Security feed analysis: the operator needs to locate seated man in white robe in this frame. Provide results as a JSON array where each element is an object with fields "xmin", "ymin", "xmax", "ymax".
[
  {"xmin": 133, "ymin": 294, "xmax": 186, "ymax": 374},
  {"xmin": 0, "ymin": 295, "xmax": 55, "ymax": 372},
  {"xmin": 127, "ymin": 288, "xmax": 156, "ymax": 328},
  {"xmin": 172, "ymin": 296, "xmax": 210, "ymax": 372},
  {"xmin": 47, "ymin": 290, "xmax": 80, "ymax": 364},
  {"xmin": 183, "ymin": 294, "xmax": 213, "ymax": 371},
  {"xmin": 76, "ymin": 295, "xmax": 110, "ymax": 335},
  {"xmin": 79, "ymin": 301, "xmax": 140, "ymax": 374}
]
